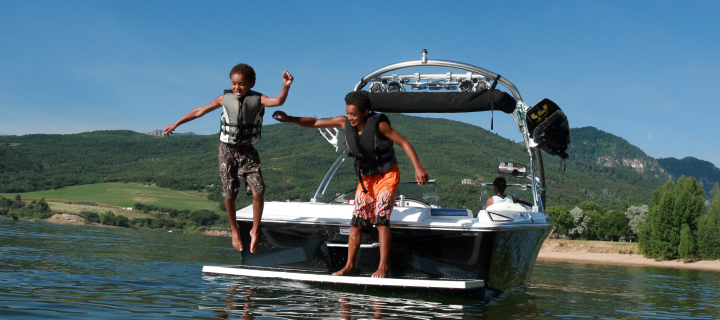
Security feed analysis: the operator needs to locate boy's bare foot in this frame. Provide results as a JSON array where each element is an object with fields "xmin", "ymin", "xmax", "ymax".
[
  {"xmin": 371, "ymin": 265, "xmax": 389, "ymax": 278},
  {"xmin": 231, "ymin": 234, "xmax": 243, "ymax": 251},
  {"xmin": 249, "ymin": 230, "xmax": 259, "ymax": 253},
  {"xmin": 332, "ymin": 267, "xmax": 355, "ymax": 276}
]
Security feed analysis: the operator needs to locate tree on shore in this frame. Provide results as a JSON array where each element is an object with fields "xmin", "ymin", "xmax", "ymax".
[
  {"xmin": 546, "ymin": 205, "xmax": 572, "ymax": 237},
  {"xmin": 678, "ymin": 223, "xmax": 696, "ymax": 262},
  {"xmin": 639, "ymin": 176, "xmax": 705, "ymax": 260},
  {"xmin": 621, "ymin": 196, "xmax": 640, "ymax": 212},
  {"xmin": 625, "ymin": 204, "xmax": 649, "ymax": 236},
  {"xmin": 696, "ymin": 183, "xmax": 720, "ymax": 260},
  {"xmin": 596, "ymin": 209, "xmax": 631, "ymax": 241},
  {"xmin": 568, "ymin": 207, "xmax": 591, "ymax": 238}
]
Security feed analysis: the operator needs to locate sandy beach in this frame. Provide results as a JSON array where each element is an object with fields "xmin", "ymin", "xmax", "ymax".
[{"xmin": 539, "ymin": 239, "xmax": 720, "ymax": 272}]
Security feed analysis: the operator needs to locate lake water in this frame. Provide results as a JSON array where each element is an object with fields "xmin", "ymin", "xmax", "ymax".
[{"xmin": 1, "ymin": 219, "xmax": 719, "ymax": 319}]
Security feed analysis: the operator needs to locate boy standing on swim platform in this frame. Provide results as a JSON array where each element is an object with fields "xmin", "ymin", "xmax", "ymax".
[
  {"xmin": 163, "ymin": 64, "xmax": 293, "ymax": 253},
  {"xmin": 272, "ymin": 91, "xmax": 428, "ymax": 278}
]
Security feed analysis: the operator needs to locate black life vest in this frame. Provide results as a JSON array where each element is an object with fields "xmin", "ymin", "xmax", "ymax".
[
  {"xmin": 219, "ymin": 90, "xmax": 264, "ymax": 145},
  {"xmin": 345, "ymin": 112, "xmax": 397, "ymax": 179}
]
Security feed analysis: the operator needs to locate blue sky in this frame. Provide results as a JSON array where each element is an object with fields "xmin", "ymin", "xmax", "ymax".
[{"xmin": 1, "ymin": 1, "xmax": 719, "ymax": 167}]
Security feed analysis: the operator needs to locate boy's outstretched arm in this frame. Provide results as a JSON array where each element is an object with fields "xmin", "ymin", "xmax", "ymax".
[
  {"xmin": 163, "ymin": 96, "xmax": 223, "ymax": 136},
  {"xmin": 261, "ymin": 71, "xmax": 294, "ymax": 107},
  {"xmin": 378, "ymin": 122, "xmax": 429, "ymax": 185},
  {"xmin": 272, "ymin": 111, "xmax": 346, "ymax": 129}
]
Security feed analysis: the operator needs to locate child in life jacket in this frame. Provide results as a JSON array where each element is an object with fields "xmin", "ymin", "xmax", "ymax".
[
  {"xmin": 163, "ymin": 64, "xmax": 293, "ymax": 253},
  {"xmin": 271, "ymin": 91, "xmax": 429, "ymax": 278}
]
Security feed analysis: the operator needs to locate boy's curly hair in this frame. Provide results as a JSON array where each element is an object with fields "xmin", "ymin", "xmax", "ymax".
[
  {"xmin": 344, "ymin": 91, "xmax": 371, "ymax": 112},
  {"xmin": 229, "ymin": 63, "xmax": 256, "ymax": 83}
]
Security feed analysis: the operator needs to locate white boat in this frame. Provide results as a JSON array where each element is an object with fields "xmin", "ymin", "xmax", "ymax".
[{"xmin": 203, "ymin": 50, "xmax": 569, "ymax": 294}]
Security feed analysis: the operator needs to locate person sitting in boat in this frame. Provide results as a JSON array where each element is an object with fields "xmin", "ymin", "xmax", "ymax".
[
  {"xmin": 163, "ymin": 64, "xmax": 294, "ymax": 253},
  {"xmin": 271, "ymin": 91, "xmax": 429, "ymax": 278},
  {"xmin": 486, "ymin": 177, "xmax": 516, "ymax": 207}
]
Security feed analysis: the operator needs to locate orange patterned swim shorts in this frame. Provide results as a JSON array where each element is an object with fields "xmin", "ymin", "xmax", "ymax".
[{"xmin": 351, "ymin": 164, "xmax": 400, "ymax": 231}]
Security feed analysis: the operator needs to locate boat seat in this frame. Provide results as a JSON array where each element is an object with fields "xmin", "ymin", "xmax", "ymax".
[{"xmin": 485, "ymin": 203, "xmax": 529, "ymax": 212}]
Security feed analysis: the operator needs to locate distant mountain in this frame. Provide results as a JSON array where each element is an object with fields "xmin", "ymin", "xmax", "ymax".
[
  {"xmin": 568, "ymin": 126, "xmax": 719, "ymax": 198},
  {"xmin": 568, "ymin": 127, "xmax": 669, "ymax": 180},
  {"xmin": 657, "ymin": 157, "xmax": 720, "ymax": 196},
  {"xmin": 142, "ymin": 129, "xmax": 197, "ymax": 137}
]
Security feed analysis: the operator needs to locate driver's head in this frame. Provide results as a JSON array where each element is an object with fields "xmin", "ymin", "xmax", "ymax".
[{"xmin": 493, "ymin": 177, "xmax": 507, "ymax": 195}]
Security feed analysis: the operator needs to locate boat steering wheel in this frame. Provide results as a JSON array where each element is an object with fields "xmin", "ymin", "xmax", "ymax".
[{"xmin": 514, "ymin": 198, "xmax": 533, "ymax": 208}]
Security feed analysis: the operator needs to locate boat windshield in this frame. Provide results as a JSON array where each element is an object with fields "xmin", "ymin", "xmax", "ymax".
[
  {"xmin": 478, "ymin": 180, "xmax": 534, "ymax": 210},
  {"xmin": 326, "ymin": 180, "xmax": 441, "ymax": 208},
  {"xmin": 396, "ymin": 180, "xmax": 441, "ymax": 208}
]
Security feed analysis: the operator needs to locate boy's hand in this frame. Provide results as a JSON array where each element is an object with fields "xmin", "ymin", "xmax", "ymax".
[
  {"xmin": 272, "ymin": 111, "xmax": 291, "ymax": 122},
  {"xmin": 282, "ymin": 70, "xmax": 294, "ymax": 87},
  {"xmin": 415, "ymin": 168, "xmax": 429, "ymax": 185},
  {"xmin": 163, "ymin": 124, "xmax": 177, "ymax": 136}
]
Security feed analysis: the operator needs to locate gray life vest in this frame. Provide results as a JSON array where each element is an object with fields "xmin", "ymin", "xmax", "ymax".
[
  {"xmin": 345, "ymin": 112, "xmax": 397, "ymax": 178},
  {"xmin": 219, "ymin": 90, "xmax": 264, "ymax": 145}
]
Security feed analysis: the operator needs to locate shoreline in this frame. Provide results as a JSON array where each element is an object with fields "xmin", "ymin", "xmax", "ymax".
[
  {"xmin": 539, "ymin": 239, "xmax": 720, "ymax": 272},
  {"xmin": 31, "ymin": 213, "xmax": 233, "ymax": 237}
]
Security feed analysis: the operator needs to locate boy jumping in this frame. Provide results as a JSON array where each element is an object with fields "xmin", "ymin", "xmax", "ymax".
[
  {"xmin": 163, "ymin": 64, "xmax": 293, "ymax": 253},
  {"xmin": 272, "ymin": 91, "xmax": 428, "ymax": 278}
]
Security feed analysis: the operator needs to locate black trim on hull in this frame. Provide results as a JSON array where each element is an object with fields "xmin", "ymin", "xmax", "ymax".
[{"xmin": 237, "ymin": 221, "xmax": 496, "ymax": 286}]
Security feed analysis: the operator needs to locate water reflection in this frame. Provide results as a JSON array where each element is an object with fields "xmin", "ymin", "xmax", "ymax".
[
  {"xmin": 200, "ymin": 274, "xmax": 482, "ymax": 319},
  {"xmin": 214, "ymin": 286, "xmax": 256, "ymax": 320},
  {"xmin": 2, "ymin": 219, "xmax": 720, "ymax": 319},
  {"xmin": 339, "ymin": 295, "xmax": 387, "ymax": 319}
]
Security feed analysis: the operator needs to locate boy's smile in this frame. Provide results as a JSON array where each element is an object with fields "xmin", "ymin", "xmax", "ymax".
[
  {"xmin": 345, "ymin": 104, "xmax": 369, "ymax": 128},
  {"xmin": 230, "ymin": 73, "xmax": 254, "ymax": 99}
]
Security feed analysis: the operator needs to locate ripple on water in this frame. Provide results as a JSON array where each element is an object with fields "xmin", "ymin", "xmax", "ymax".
[{"xmin": 1, "ymin": 219, "xmax": 720, "ymax": 319}]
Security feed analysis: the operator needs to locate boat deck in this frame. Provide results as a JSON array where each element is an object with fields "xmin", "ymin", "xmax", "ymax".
[{"xmin": 202, "ymin": 265, "xmax": 485, "ymax": 290}]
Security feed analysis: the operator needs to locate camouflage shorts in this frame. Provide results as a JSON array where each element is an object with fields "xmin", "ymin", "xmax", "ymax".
[{"xmin": 218, "ymin": 143, "xmax": 265, "ymax": 199}]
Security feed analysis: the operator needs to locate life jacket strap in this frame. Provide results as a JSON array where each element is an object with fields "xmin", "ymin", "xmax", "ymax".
[{"xmin": 354, "ymin": 157, "xmax": 368, "ymax": 193}]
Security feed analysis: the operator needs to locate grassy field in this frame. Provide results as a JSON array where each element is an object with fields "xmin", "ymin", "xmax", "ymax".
[
  {"xmin": 0, "ymin": 183, "xmax": 224, "ymax": 215},
  {"xmin": 45, "ymin": 202, "xmax": 151, "ymax": 219}
]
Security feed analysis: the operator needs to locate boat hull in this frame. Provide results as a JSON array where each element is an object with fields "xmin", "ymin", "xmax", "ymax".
[{"xmin": 236, "ymin": 218, "xmax": 551, "ymax": 290}]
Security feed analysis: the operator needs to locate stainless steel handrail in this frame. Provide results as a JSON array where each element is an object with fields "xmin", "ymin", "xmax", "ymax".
[{"xmin": 354, "ymin": 59, "xmax": 523, "ymax": 102}]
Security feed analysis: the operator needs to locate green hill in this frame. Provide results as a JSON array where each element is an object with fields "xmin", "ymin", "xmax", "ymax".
[
  {"xmin": 0, "ymin": 115, "xmax": 671, "ymax": 210},
  {"xmin": 657, "ymin": 157, "xmax": 720, "ymax": 197}
]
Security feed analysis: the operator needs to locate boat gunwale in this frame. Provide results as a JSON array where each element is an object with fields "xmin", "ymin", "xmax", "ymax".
[{"xmin": 235, "ymin": 218, "xmax": 553, "ymax": 232}]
